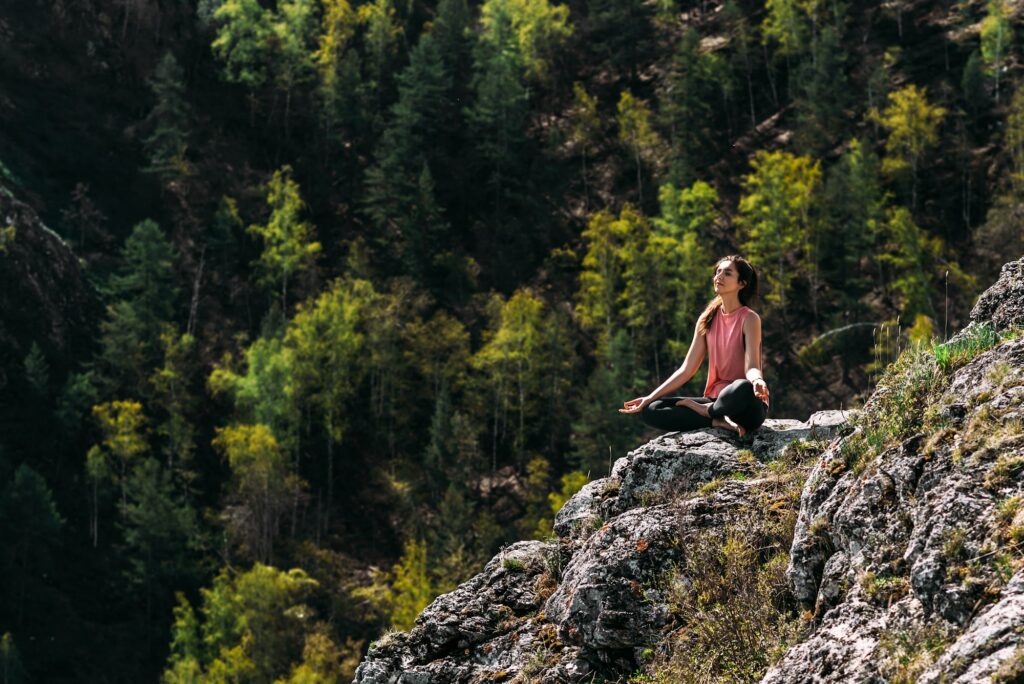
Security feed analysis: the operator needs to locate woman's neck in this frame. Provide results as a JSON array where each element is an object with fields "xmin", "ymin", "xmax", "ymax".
[{"xmin": 720, "ymin": 294, "xmax": 743, "ymax": 314}]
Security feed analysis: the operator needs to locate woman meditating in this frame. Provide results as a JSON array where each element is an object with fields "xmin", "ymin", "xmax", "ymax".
[{"xmin": 619, "ymin": 255, "xmax": 769, "ymax": 437}]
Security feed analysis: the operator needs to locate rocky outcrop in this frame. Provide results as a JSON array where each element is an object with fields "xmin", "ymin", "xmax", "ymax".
[
  {"xmin": 355, "ymin": 258, "xmax": 1024, "ymax": 684},
  {"xmin": 0, "ymin": 185, "xmax": 97, "ymax": 394},
  {"xmin": 770, "ymin": 256, "xmax": 1024, "ymax": 683},
  {"xmin": 354, "ymin": 413, "xmax": 847, "ymax": 683}
]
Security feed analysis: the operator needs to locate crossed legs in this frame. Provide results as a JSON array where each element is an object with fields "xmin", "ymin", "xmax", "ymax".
[{"xmin": 640, "ymin": 379, "xmax": 767, "ymax": 436}]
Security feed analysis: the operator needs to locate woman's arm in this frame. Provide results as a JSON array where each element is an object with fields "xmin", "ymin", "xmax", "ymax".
[
  {"xmin": 620, "ymin": 323, "xmax": 706, "ymax": 413},
  {"xmin": 743, "ymin": 312, "xmax": 770, "ymax": 403}
]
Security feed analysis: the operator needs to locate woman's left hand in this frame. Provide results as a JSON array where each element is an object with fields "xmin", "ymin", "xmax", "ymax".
[{"xmin": 753, "ymin": 378, "xmax": 770, "ymax": 403}]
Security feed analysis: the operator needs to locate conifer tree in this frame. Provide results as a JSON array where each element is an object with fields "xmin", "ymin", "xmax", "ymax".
[
  {"xmin": 23, "ymin": 342, "xmax": 49, "ymax": 398},
  {"xmin": 660, "ymin": 28, "xmax": 719, "ymax": 185},
  {"xmin": 0, "ymin": 465, "xmax": 62, "ymax": 627},
  {"xmin": 570, "ymin": 330, "xmax": 644, "ymax": 476},
  {"xmin": 117, "ymin": 458, "xmax": 201, "ymax": 654},
  {"xmin": 962, "ymin": 51, "xmax": 988, "ymax": 120},
  {"xmin": 143, "ymin": 52, "xmax": 192, "ymax": 181},
  {"xmin": 586, "ymin": 0, "xmax": 653, "ymax": 84},
  {"xmin": 96, "ymin": 219, "xmax": 180, "ymax": 398},
  {"xmin": 822, "ymin": 139, "xmax": 883, "ymax": 315},
  {"xmin": 467, "ymin": 2, "xmax": 529, "ymax": 220},
  {"xmin": 364, "ymin": 30, "xmax": 454, "ymax": 278},
  {"xmin": 794, "ymin": 25, "xmax": 849, "ymax": 152}
]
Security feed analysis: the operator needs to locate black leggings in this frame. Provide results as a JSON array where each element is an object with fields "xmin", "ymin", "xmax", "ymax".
[{"xmin": 640, "ymin": 379, "xmax": 768, "ymax": 433}]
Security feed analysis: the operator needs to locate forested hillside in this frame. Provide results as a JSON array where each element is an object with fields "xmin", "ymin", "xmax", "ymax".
[{"xmin": 0, "ymin": 0, "xmax": 1020, "ymax": 680}]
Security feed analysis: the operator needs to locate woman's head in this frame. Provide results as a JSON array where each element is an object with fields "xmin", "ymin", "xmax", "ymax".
[
  {"xmin": 712, "ymin": 255, "xmax": 759, "ymax": 307},
  {"xmin": 698, "ymin": 255, "xmax": 759, "ymax": 335}
]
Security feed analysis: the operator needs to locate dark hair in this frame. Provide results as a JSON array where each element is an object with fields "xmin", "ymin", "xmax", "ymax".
[{"xmin": 696, "ymin": 255, "xmax": 759, "ymax": 336}]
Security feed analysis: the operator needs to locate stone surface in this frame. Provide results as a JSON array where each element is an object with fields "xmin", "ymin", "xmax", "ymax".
[
  {"xmin": 356, "ymin": 415, "xmax": 845, "ymax": 683},
  {"xmin": 970, "ymin": 256, "xmax": 1024, "ymax": 331}
]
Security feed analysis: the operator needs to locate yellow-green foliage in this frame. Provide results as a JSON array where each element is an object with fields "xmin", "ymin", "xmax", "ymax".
[
  {"xmin": 877, "ymin": 621, "xmax": 952, "ymax": 684},
  {"xmin": 860, "ymin": 571, "xmax": 910, "ymax": 606},
  {"xmin": 638, "ymin": 516, "xmax": 803, "ymax": 683},
  {"xmin": 351, "ymin": 537, "xmax": 435, "ymax": 633},
  {"xmin": 478, "ymin": 0, "xmax": 572, "ymax": 81},
  {"xmin": 932, "ymin": 323, "xmax": 1002, "ymax": 372},
  {"xmin": 0, "ymin": 223, "xmax": 14, "ymax": 252},
  {"xmin": 163, "ymin": 564, "xmax": 323, "ymax": 684},
  {"xmin": 388, "ymin": 539, "xmax": 434, "ymax": 631}
]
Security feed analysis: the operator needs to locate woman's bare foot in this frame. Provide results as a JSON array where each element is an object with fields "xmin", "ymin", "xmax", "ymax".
[
  {"xmin": 712, "ymin": 416, "xmax": 747, "ymax": 438},
  {"xmin": 675, "ymin": 398, "xmax": 711, "ymax": 418}
]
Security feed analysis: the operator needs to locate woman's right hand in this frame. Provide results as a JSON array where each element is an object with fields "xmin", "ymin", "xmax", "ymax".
[{"xmin": 619, "ymin": 396, "xmax": 652, "ymax": 414}]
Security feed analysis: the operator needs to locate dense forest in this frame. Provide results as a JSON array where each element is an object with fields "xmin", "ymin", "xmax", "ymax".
[{"xmin": 0, "ymin": 0, "xmax": 1021, "ymax": 680}]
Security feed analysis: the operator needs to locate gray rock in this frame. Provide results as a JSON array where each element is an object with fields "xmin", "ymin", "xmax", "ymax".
[
  {"xmin": 970, "ymin": 256, "xmax": 1024, "ymax": 331},
  {"xmin": 919, "ymin": 571, "xmax": 1024, "ymax": 683},
  {"xmin": 763, "ymin": 601, "xmax": 886, "ymax": 683},
  {"xmin": 545, "ymin": 504, "xmax": 683, "ymax": 654}
]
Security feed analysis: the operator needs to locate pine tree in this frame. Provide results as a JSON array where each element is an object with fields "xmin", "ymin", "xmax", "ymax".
[
  {"xmin": 466, "ymin": 2, "xmax": 529, "ymax": 221},
  {"xmin": 660, "ymin": 28, "xmax": 718, "ymax": 186},
  {"xmin": 364, "ymin": 30, "xmax": 454, "ymax": 278},
  {"xmin": 143, "ymin": 52, "xmax": 192, "ymax": 180},
  {"xmin": 962, "ymin": 50, "xmax": 988, "ymax": 121},
  {"xmin": 0, "ymin": 465, "xmax": 63, "ymax": 628},
  {"xmin": 117, "ymin": 458, "xmax": 201, "ymax": 655},
  {"xmin": 794, "ymin": 25, "xmax": 849, "ymax": 152},
  {"xmin": 95, "ymin": 219, "xmax": 180, "ymax": 398},
  {"xmin": 570, "ymin": 330, "xmax": 644, "ymax": 476}
]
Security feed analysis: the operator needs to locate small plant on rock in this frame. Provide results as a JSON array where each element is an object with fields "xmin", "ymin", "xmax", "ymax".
[{"xmin": 877, "ymin": 621, "xmax": 953, "ymax": 684}]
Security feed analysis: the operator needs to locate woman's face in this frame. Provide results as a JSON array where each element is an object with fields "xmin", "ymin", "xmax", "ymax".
[{"xmin": 713, "ymin": 260, "xmax": 745, "ymax": 296}]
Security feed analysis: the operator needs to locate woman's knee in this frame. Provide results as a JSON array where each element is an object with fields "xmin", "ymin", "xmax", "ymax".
[{"xmin": 726, "ymin": 378, "xmax": 754, "ymax": 397}]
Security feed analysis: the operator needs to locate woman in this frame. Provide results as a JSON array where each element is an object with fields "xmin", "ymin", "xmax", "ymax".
[{"xmin": 619, "ymin": 255, "xmax": 769, "ymax": 437}]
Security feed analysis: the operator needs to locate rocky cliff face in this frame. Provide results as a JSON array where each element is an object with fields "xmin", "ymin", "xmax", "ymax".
[
  {"xmin": 355, "ymin": 258, "xmax": 1024, "ymax": 684},
  {"xmin": 0, "ymin": 184, "xmax": 98, "ymax": 394}
]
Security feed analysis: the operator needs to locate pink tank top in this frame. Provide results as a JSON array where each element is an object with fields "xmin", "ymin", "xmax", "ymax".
[{"xmin": 703, "ymin": 306, "xmax": 752, "ymax": 399}]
